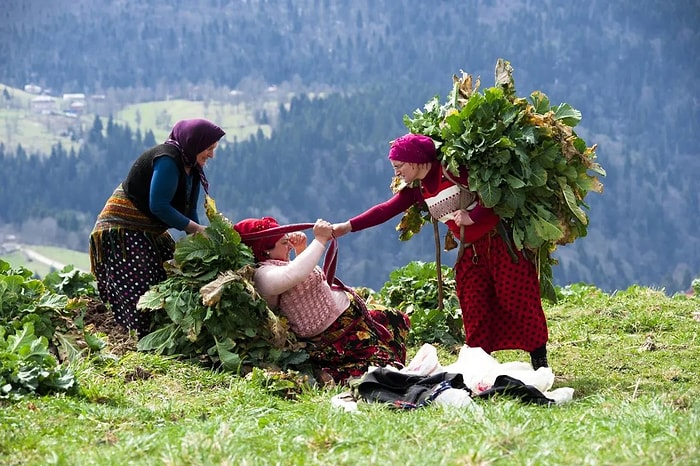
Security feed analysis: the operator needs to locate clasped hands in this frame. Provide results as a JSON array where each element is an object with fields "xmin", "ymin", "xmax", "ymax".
[
  {"xmin": 287, "ymin": 219, "xmax": 335, "ymax": 255},
  {"xmin": 312, "ymin": 219, "xmax": 334, "ymax": 245}
]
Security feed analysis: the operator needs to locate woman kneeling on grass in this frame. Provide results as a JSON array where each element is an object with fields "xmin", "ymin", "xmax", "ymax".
[{"xmin": 234, "ymin": 217, "xmax": 410, "ymax": 384}]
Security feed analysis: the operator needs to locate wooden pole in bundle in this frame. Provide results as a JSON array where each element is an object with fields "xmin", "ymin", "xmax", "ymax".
[{"xmin": 432, "ymin": 218, "xmax": 444, "ymax": 312}]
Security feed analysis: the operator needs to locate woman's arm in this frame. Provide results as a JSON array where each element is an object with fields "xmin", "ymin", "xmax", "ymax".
[
  {"xmin": 150, "ymin": 157, "xmax": 205, "ymax": 233},
  {"xmin": 255, "ymin": 239, "xmax": 327, "ymax": 296},
  {"xmin": 149, "ymin": 157, "xmax": 191, "ymax": 229},
  {"xmin": 333, "ymin": 187, "xmax": 421, "ymax": 236}
]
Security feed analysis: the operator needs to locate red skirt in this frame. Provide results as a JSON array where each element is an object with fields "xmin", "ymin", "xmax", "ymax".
[{"xmin": 454, "ymin": 230, "xmax": 548, "ymax": 354}]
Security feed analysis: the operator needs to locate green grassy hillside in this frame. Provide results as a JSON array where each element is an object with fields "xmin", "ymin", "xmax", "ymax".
[
  {"xmin": 0, "ymin": 82, "xmax": 280, "ymax": 154},
  {"xmin": 0, "ymin": 83, "xmax": 86, "ymax": 155},
  {"xmin": 113, "ymin": 98, "xmax": 276, "ymax": 144}
]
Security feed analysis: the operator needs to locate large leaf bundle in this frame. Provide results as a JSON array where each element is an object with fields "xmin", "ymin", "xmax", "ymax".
[
  {"xmin": 400, "ymin": 59, "xmax": 605, "ymax": 301},
  {"xmin": 136, "ymin": 196, "xmax": 309, "ymax": 373}
]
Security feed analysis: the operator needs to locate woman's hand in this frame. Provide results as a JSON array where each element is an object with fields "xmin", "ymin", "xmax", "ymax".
[
  {"xmin": 452, "ymin": 209, "xmax": 475, "ymax": 227},
  {"xmin": 331, "ymin": 221, "xmax": 352, "ymax": 238},
  {"xmin": 288, "ymin": 231, "xmax": 308, "ymax": 255},
  {"xmin": 185, "ymin": 221, "xmax": 207, "ymax": 235},
  {"xmin": 313, "ymin": 219, "xmax": 334, "ymax": 245}
]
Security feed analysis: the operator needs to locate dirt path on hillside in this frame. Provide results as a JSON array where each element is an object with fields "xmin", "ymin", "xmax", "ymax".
[{"xmin": 20, "ymin": 246, "xmax": 90, "ymax": 274}]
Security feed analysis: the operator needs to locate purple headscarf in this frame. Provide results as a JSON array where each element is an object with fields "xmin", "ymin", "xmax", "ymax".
[{"xmin": 164, "ymin": 118, "xmax": 225, "ymax": 194}]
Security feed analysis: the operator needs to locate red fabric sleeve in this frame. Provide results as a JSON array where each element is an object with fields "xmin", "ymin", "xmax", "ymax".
[
  {"xmin": 448, "ymin": 165, "xmax": 496, "ymax": 224},
  {"xmin": 468, "ymin": 203, "xmax": 494, "ymax": 224},
  {"xmin": 447, "ymin": 165, "xmax": 501, "ymax": 241},
  {"xmin": 349, "ymin": 186, "xmax": 423, "ymax": 232}
]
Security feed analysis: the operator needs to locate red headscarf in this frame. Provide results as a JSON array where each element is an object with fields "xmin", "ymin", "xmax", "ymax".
[
  {"xmin": 234, "ymin": 217, "xmax": 284, "ymax": 261},
  {"xmin": 388, "ymin": 133, "xmax": 437, "ymax": 164}
]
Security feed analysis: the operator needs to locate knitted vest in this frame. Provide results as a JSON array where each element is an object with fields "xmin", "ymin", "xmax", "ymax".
[
  {"xmin": 421, "ymin": 166, "xmax": 476, "ymax": 222},
  {"xmin": 421, "ymin": 169, "xmax": 499, "ymax": 243},
  {"xmin": 268, "ymin": 260, "xmax": 344, "ymax": 338}
]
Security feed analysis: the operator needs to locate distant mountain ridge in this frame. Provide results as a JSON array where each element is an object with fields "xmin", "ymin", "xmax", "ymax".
[{"xmin": 1, "ymin": 0, "xmax": 698, "ymax": 293}]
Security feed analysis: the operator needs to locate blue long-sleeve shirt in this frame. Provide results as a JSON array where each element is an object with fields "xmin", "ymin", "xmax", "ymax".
[{"xmin": 149, "ymin": 156, "xmax": 200, "ymax": 230}]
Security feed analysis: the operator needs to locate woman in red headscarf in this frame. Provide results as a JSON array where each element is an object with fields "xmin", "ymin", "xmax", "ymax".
[
  {"xmin": 234, "ymin": 217, "xmax": 409, "ymax": 384},
  {"xmin": 89, "ymin": 118, "xmax": 225, "ymax": 338},
  {"xmin": 333, "ymin": 134, "xmax": 550, "ymax": 370}
]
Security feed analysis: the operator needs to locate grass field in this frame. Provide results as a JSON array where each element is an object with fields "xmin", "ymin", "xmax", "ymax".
[
  {"xmin": 30, "ymin": 245, "xmax": 91, "ymax": 271},
  {"xmin": 113, "ymin": 98, "xmax": 276, "ymax": 145},
  {"xmin": 1, "ymin": 283, "xmax": 699, "ymax": 465},
  {"xmin": 0, "ymin": 84, "xmax": 86, "ymax": 155}
]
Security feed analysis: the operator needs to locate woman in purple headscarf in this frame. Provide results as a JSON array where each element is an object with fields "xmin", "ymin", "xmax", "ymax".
[{"xmin": 89, "ymin": 119, "xmax": 225, "ymax": 337}]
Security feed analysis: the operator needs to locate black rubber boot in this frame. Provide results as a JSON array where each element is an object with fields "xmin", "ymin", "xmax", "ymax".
[{"xmin": 530, "ymin": 345, "xmax": 548, "ymax": 370}]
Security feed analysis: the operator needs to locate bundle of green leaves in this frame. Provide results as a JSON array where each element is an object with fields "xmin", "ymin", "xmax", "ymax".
[
  {"xmin": 400, "ymin": 59, "xmax": 606, "ymax": 301},
  {"xmin": 0, "ymin": 261, "xmax": 87, "ymax": 399},
  {"xmin": 375, "ymin": 261, "xmax": 463, "ymax": 346},
  {"xmin": 136, "ymin": 197, "xmax": 310, "ymax": 374},
  {"xmin": 0, "ymin": 322, "xmax": 77, "ymax": 399}
]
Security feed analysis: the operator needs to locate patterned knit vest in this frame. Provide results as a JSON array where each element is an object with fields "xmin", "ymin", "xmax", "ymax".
[
  {"xmin": 266, "ymin": 260, "xmax": 344, "ymax": 338},
  {"xmin": 422, "ymin": 168, "xmax": 499, "ymax": 243},
  {"xmin": 421, "ymin": 167, "xmax": 474, "ymax": 222}
]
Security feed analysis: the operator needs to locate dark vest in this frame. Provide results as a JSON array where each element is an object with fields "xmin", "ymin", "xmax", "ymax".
[{"xmin": 122, "ymin": 144, "xmax": 197, "ymax": 223}]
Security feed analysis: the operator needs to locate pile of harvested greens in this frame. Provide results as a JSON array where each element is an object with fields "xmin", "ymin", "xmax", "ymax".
[
  {"xmin": 398, "ymin": 59, "xmax": 605, "ymax": 301},
  {"xmin": 136, "ymin": 196, "xmax": 310, "ymax": 373}
]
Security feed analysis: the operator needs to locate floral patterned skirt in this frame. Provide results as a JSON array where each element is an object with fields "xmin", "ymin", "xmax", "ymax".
[{"xmin": 304, "ymin": 296, "xmax": 410, "ymax": 384}]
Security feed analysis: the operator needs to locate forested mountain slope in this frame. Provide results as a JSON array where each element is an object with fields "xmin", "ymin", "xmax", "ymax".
[{"xmin": 1, "ymin": 0, "xmax": 698, "ymax": 293}]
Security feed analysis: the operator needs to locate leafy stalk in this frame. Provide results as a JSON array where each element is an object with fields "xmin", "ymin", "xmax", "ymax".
[
  {"xmin": 137, "ymin": 196, "xmax": 310, "ymax": 373},
  {"xmin": 399, "ymin": 59, "xmax": 605, "ymax": 301}
]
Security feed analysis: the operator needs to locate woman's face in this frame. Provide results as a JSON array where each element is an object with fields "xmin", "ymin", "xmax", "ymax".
[
  {"xmin": 267, "ymin": 235, "xmax": 292, "ymax": 261},
  {"xmin": 391, "ymin": 161, "xmax": 422, "ymax": 183},
  {"xmin": 196, "ymin": 142, "xmax": 218, "ymax": 167}
]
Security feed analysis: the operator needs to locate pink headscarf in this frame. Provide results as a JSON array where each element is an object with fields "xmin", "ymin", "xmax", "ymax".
[{"xmin": 388, "ymin": 134, "xmax": 436, "ymax": 164}]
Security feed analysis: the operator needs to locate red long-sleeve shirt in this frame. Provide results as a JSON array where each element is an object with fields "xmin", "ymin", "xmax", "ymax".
[{"xmin": 349, "ymin": 161, "xmax": 499, "ymax": 243}]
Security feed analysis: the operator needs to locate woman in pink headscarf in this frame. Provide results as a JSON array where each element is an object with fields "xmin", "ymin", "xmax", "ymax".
[
  {"xmin": 333, "ymin": 133, "xmax": 550, "ymax": 370},
  {"xmin": 89, "ymin": 119, "xmax": 225, "ymax": 338},
  {"xmin": 234, "ymin": 217, "xmax": 409, "ymax": 385}
]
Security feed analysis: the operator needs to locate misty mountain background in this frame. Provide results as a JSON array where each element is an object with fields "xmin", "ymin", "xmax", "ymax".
[{"xmin": 1, "ymin": 0, "xmax": 698, "ymax": 294}]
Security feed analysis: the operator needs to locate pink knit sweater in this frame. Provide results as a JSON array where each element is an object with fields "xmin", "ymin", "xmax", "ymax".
[{"xmin": 254, "ymin": 240, "xmax": 350, "ymax": 338}]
